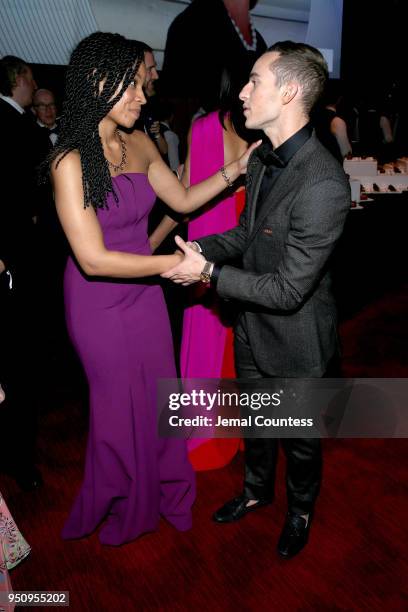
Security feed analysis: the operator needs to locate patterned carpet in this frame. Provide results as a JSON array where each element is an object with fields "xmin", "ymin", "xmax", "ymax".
[{"xmin": 2, "ymin": 285, "xmax": 408, "ymax": 610}]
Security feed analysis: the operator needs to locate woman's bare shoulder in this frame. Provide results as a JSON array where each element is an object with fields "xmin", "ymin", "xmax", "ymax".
[
  {"xmin": 124, "ymin": 128, "xmax": 161, "ymax": 168},
  {"xmin": 51, "ymin": 149, "xmax": 81, "ymax": 177},
  {"xmin": 124, "ymin": 128, "xmax": 150, "ymax": 149}
]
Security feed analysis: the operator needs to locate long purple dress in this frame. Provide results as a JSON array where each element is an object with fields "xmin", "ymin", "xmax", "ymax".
[{"xmin": 62, "ymin": 173, "xmax": 195, "ymax": 546}]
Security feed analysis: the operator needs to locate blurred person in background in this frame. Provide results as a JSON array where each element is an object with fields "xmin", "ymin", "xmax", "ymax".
[
  {"xmin": 314, "ymin": 81, "xmax": 352, "ymax": 162},
  {"xmin": 32, "ymin": 88, "xmax": 59, "ymax": 144},
  {"xmin": 161, "ymin": 0, "xmax": 267, "ymax": 155},
  {"xmin": 0, "ymin": 55, "xmax": 42, "ymax": 491},
  {"xmin": 150, "ymin": 67, "xmax": 260, "ymax": 469}
]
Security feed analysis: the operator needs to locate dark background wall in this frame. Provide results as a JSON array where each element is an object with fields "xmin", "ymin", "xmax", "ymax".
[
  {"xmin": 31, "ymin": 1, "xmax": 408, "ymax": 123},
  {"xmin": 341, "ymin": 0, "xmax": 407, "ymax": 94},
  {"xmin": 31, "ymin": 64, "xmax": 66, "ymax": 112}
]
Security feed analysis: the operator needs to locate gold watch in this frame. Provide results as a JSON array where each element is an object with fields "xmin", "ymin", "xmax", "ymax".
[{"xmin": 200, "ymin": 261, "xmax": 213, "ymax": 283}]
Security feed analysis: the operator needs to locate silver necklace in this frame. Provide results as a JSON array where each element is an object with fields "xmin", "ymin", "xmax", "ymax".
[
  {"xmin": 106, "ymin": 129, "xmax": 127, "ymax": 173},
  {"xmin": 227, "ymin": 10, "xmax": 257, "ymax": 51}
]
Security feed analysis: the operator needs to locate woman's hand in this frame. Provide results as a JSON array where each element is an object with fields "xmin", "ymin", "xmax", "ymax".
[
  {"xmin": 165, "ymin": 250, "xmax": 184, "ymax": 270},
  {"xmin": 161, "ymin": 236, "xmax": 205, "ymax": 285},
  {"xmin": 237, "ymin": 140, "xmax": 262, "ymax": 174}
]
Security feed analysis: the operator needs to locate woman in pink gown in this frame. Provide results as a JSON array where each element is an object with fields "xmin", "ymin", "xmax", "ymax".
[{"xmin": 150, "ymin": 69, "xmax": 259, "ymax": 470}]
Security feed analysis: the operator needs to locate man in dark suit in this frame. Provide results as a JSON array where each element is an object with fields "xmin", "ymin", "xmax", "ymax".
[
  {"xmin": 32, "ymin": 87, "xmax": 70, "ymax": 372},
  {"xmin": 0, "ymin": 55, "xmax": 42, "ymax": 490},
  {"xmin": 163, "ymin": 42, "xmax": 350, "ymax": 558}
]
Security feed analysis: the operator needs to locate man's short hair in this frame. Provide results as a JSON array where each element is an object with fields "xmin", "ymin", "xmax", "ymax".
[
  {"xmin": 267, "ymin": 41, "xmax": 328, "ymax": 114},
  {"xmin": 33, "ymin": 88, "xmax": 55, "ymax": 103},
  {"xmin": 0, "ymin": 55, "xmax": 29, "ymax": 96}
]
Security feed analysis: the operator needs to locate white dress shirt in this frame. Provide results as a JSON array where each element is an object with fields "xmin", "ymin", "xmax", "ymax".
[{"xmin": 0, "ymin": 94, "xmax": 25, "ymax": 114}]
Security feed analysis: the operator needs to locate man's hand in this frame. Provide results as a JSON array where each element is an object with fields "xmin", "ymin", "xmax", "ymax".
[
  {"xmin": 149, "ymin": 121, "xmax": 168, "ymax": 156},
  {"xmin": 161, "ymin": 235, "xmax": 206, "ymax": 285},
  {"xmin": 0, "ymin": 259, "xmax": 5, "ymax": 275}
]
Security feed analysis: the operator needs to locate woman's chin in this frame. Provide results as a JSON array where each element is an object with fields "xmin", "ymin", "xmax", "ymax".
[{"xmin": 128, "ymin": 111, "xmax": 140, "ymax": 124}]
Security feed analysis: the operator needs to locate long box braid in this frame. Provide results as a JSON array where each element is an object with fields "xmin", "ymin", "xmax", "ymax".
[{"xmin": 44, "ymin": 32, "xmax": 144, "ymax": 210}]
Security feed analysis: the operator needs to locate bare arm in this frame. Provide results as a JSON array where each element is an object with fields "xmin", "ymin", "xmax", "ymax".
[
  {"xmin": 331, "ymin": 117, "xmax": 352, "ymax": 158},
  {"xmin": 52, "ymin": 152, "xmax": 182, "ymax": 278},
  {"xmin": 148, "ymin": 128, "xmax": 192, "ymax": 252},
  {"xmin": 146, "ymin": 133, "xmax": 260, "ymax": 214},
  {"xmin": 149, "ymin": 214, "xmax": 180, "ymax": 252},
  {"xmin": 380, "ymin": 115, "xmax": 393, "ymax": 144}
]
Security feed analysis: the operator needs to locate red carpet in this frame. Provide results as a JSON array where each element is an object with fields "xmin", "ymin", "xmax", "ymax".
[{"xmin": 2, "ymin": 285, "xmax": 408, "ymax": 610}]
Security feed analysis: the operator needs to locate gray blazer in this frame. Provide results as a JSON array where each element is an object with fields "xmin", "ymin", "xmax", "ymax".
[{"xmin": 199, "ymin": 133, "xmax": 351, "ymax": 377}]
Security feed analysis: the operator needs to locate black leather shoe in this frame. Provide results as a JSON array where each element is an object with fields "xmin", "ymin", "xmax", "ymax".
[
  {"xmin": 277, "ymin": 513, "xmax": 311, "ymax": 558},
  {"xmin": 14, "ymin": 467, "xmax": 43, "ymax": 492},
  {"xmin": 212, "ymin": 494, "xmax": 271, "ymax": 523}
]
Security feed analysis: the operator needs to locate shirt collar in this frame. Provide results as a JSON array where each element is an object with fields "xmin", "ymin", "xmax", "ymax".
[
  {"xmin": 0, "ymin": 95, "xmax": 25, "ymax": 114},
  {"xmin": 257, "ymin": 123, "xmax": 312, "ymax": 168},
  {"xmin": 37, "ymin": 119, "xmax": 57, "ymax": 130}
]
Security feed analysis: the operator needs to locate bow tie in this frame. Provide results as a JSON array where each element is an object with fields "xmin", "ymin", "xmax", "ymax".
[
  {"xmin": 43, "ymin": 126, "xmax": 58, "ymax": 135},
  {"xmin": 256, "ymin": 142, "xmax": 286, "ymax": 168}
]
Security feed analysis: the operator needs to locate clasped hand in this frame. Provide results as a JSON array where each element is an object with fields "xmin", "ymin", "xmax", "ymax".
[{"xmin": 161, "ymin": 236, "xmax": 205, "ymax": 286}]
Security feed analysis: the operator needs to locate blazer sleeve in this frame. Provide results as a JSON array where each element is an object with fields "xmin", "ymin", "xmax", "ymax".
[
  {"xmin": 215, "ymin": 177, "xmax": 350, "ymax": 310},
  {"xmin": 197, "ymin": 195, "xmax": 249, "ymax": 263}
]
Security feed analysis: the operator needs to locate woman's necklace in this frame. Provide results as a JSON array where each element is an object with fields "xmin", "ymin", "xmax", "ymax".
[
  {"xmin": 227, "ymin": 10, "xmax": 257, "ymax": 51},
  {"xmin": 106, "ymin": 129, "xmax": 127, "ymax": 173}
]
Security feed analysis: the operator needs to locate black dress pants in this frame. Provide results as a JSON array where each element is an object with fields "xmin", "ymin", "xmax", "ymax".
[{"xmin": 234, "ymin": 332, "xmax": 325, "ymax": 516}]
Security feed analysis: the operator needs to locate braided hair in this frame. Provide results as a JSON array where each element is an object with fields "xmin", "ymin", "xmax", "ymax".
[{"xmin": 47, "ymin": 32, "xmax": 144, "ymax": 209}]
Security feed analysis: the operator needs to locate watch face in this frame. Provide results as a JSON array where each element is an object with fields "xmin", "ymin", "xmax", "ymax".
[{"xmin": 200, "ymin": 261, "xmax": 212, "ymax": 283}]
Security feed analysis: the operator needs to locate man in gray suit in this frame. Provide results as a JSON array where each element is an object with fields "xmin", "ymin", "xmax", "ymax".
[{"xmin": 163, "ymin": 42, "xmax": 350, "ymax": 558}]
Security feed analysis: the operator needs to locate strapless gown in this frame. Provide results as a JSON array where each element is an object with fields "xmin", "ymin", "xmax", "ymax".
[{"xmin": 62, "ymin": 173, "xmax": 195, "ymax": 546}]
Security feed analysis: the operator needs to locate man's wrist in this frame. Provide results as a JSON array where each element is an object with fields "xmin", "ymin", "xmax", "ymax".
[{"xmin": 200, "ymin": 260, "xmax": 214, "ymax": 283}]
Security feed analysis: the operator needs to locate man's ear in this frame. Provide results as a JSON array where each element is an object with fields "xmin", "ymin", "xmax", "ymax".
[{"xmin": 281, "ymin": 83, "xmax": 298, "ymax": 104}]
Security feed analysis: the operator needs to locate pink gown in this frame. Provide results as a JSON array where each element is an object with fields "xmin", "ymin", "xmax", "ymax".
[{"xmin": 181, "ymin": 111, "xmax": 244, "ymax": 470}]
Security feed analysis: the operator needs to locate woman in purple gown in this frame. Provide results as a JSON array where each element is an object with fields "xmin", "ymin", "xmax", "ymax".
[{"xmin": 49, "ymin": 33, "xmax": 258, "ymax": 546}]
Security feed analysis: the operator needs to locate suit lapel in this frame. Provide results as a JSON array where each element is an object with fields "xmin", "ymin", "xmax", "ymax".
[
  {"xmin": 244, "ymin": 135, "xmax": 316, "ymax": 252},
  {"xmin": 246, "ymin": 157, "xmax": 266, "ymax": 233},
  {"xmin": 245, "ymin": 167, "xmax": 292, "ymax": 251}
]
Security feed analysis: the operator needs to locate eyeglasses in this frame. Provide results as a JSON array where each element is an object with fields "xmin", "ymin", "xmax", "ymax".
[{"xmin": 34, "ymin": 103, "xmax": 56, "ymax": 111}]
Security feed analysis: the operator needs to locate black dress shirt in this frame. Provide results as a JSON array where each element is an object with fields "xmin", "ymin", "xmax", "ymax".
[{"xmin": 255, "ymin": 123, "xmax": 313, "ymax": 217}]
